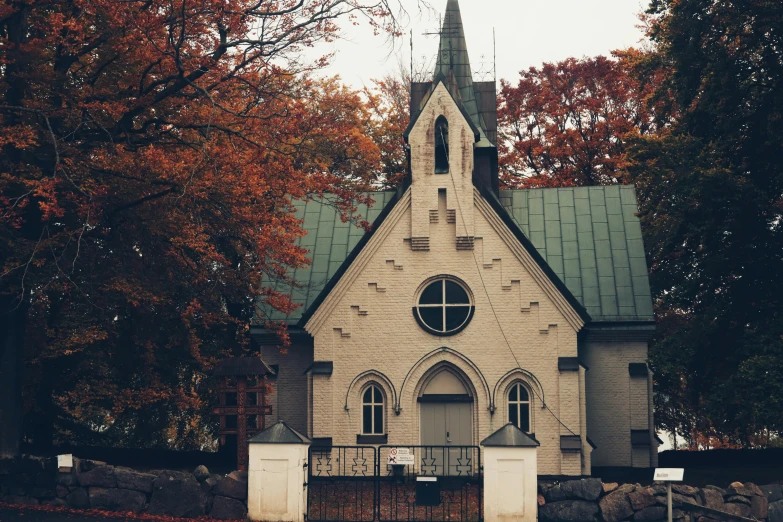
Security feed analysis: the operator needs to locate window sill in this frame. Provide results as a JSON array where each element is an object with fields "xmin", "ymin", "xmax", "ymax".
[{"xmin": 356, "ymin": 434, "xmax": 388, "ymax": 444}]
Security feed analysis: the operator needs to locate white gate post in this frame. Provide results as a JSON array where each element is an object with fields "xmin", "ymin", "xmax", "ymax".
[
  {"xmin": 481, "ymin": 423, "xmax": 539, "ymax": 522},
  {"xmin": 247, "ymin": 421, "xmax": 311, "ymax": 522}
]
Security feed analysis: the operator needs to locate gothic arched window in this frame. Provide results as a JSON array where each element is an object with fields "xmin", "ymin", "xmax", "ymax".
[
  {"xmin": 434, "ymin": 116, "xmax": 449, "ymax": 173},
  {"xmin": 362, "ymin": 385, "xmax": 384, "ymax": 435},
  {"xmin": 508, "ymin": 382, "xmax": 531, "ymax": 433}
]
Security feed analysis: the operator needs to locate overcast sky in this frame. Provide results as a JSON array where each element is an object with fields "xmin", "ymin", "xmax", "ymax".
[{"xmin": 307, "ymin": 0, "xmax": 649, "ymax": 89}]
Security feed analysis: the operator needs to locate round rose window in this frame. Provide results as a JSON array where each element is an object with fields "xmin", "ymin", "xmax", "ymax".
[{"xmin": 414, "ymin": 278, "xmax": 474, "ymax": 335}]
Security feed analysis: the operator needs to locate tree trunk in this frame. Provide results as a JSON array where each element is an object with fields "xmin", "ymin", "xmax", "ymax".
[{"xmin": 0, "ymin": 298, "xmax": 26, "ymax": 458}]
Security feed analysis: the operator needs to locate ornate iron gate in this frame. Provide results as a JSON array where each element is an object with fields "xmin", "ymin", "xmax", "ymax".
[{"xmin": 306, "ymin": 446, "xmax": 482, "ymax": 522}]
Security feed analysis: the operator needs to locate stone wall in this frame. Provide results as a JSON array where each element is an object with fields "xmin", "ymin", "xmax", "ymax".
[
  {"xmin": 538, "ymin": 478, "xmax": 781, "ymax": 522},
  {"xmin": 0, "ymin": 455, "xmax": 247, "ymax": 520}
]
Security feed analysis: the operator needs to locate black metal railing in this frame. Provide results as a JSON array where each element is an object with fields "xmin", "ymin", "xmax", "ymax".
[
  {"xmin": 377, "ymin": 446, "xmax": 482, "ymax": 522},
  {"xmin": 306, "ymin": 445, "xmax": 482, "ymax": 522},
  {"xmin": 308, "ymin": 446, "xmax": 378, "ymax": 522}
]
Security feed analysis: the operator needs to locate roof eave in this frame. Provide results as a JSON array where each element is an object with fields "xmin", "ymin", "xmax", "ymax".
[{"xmin": 295, "ymin": 181, "xmax": 411, "ymax": 329}]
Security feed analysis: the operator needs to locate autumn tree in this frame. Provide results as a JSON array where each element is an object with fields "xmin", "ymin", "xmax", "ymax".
[
  {"xmin": 497, "ymin": 53, "xmax": 665, "ymax": 188},
  {"xmin": 0, "ymin": 0, "xmax": 402, "ymax": 456},
  {"xmin": 363, "ymin": 70, "xmax": 410, "ymax": 189},
  {"xmin": 629, "ymin": 0, "xmax": 783, "ymax": 444}
]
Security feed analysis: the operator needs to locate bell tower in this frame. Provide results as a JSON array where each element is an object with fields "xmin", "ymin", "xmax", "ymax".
[
  {"xmin": 403, "ymin": 0, "xmax": 499, "ymax": 252},
  {"xmin": 406, "ymin": 0, "xmax": 499, "ymax": 194}
]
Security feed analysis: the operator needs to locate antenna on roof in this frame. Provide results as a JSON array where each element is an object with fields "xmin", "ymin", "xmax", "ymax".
[
  {"xmin": 410, "ymin": 29, "xmax": 413, "ymax": 81},
  {"xmin": 493, "ymin": 28, "xmax": 496, "ymax": 81}
]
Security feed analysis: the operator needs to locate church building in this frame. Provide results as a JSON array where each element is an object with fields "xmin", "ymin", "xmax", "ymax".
[{"xmin": 253, "ymin": 0, "xmax": 658, "ymax": 476}]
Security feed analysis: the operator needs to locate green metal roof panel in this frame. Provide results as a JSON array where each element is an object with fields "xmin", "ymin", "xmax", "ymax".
[
  {"xmin": 257, "ymin": 192, "xmax": 397, "ymax": 325},
  {"xmin": 257, "ymin": 185, "xmax": 652, "ymax": 327},
  {"xmin": 501, "ymin": 185, "xmax": 654, "ymax": 322}
]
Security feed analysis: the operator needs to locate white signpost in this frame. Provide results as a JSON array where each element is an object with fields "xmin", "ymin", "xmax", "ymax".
[
  {"xmin": 57, "ymin": 454, "xmax": 74, "ymax": 472},
  {"xmin": 654, "ymin": 468, "xmax": 685, "ymax": 522},
  {"xmin": 387, "ymin": 447, "xmax": 415, "ymax": 465}
]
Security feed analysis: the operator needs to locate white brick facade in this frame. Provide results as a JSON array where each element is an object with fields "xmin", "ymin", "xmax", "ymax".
[{"xmin": 261, "ymin": 80, "xmax": 657, "ymax": 477}]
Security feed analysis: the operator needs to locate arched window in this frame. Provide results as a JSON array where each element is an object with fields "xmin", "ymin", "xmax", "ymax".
[
  {"xmin": 362, "ymin": 385, "xmax": 384, "ymax": 435},
  {"xmin": 508, "ymin": 383, "xmax": 531, "ymax": 432},
  {"xmin": 434, "ymin": 116, "xmax": 449, "ymax": 173}
]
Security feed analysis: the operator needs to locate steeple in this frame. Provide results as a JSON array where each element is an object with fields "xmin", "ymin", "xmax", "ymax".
[
  {"xmin": 404, "ymin": 0, "xmax": 500, "ymax": 195},
  {"xmin": 433, "ymin": 0, "xmax": 491, "ymax": 147}
]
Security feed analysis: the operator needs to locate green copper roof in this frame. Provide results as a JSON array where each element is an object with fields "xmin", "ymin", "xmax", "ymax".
[
  {"xmin": 499, "ymin": 185, "xmax": 654, "ymax": 322},
  {"xmin": 256, "ymin": 186, "xmax": 653, "ymax": 326},
  {"xmin": 257, "ymin": 192, "xmax": 397, "ymax": 325}
]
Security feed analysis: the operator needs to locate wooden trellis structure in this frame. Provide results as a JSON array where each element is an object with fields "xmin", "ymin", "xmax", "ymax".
[{"xmin": 212, "ymin": 357, "xmax": 275, "ymax": 471}]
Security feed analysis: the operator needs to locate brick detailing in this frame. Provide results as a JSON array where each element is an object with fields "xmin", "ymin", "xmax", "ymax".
[
  {"xmin": 456, "ymin": 236, "xmax": 474, "ymax": 250},
  {"xmin": 429, "ymin": 209, "xmax": 439, "ymax": 224},
  {"xmin": 446, "ymin": 209, "xmax": 456, "ymax": 224},
  {"xmin": 410, "ymin": 237, "xmax": 430, "ymax": 251},
  {"xmin": 386, "ymin": 259, "xmax": 404, "ymax": 271}
]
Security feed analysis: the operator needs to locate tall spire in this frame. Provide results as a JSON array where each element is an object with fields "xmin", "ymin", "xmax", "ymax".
[{"xmin": 433, "ymin": 0, "xmax": 490, "ymax": 146}]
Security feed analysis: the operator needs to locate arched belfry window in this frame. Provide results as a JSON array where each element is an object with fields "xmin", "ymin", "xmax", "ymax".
[
  {"xmin": 508, "ymin": 382, "xmax": 531, "ymax": 433},
  {"xmin": 434, "ymin": 116, "xmax": 449, "ymax": 173}
]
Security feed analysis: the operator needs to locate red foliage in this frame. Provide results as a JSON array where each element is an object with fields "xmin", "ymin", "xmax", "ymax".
[
  {"xmin": 497, "ymin": 51, "xmax": 663, "ymax": 188},
  {"xmin": 0, "ymin": 0, "xmax": 390, "ymax": 448},
  {"xmin": 0, "ymin": 501, "xmax": 243, "ymax": 521}
]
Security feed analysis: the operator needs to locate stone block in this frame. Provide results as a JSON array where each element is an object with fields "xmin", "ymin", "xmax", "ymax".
[
  {"xmin": 629, "ymin": 487, "xmax": 656, "ymax": 510},
  {"xmin": 726, "ymin": 495, "xmax": 750, "ymax": 505},
  {"xmin": 657, "ymin": 493, "xmax": 698, "ymax": 508},
  {"xmin": 539, "ymin": 500, "xmax": 600, "ymax": 522},
  {"xmin": 115, "ymin": 467, "xmax": 156, "ymax": 493},
  {"xmin": 147, "ymin": 470, "xmax": 208, "ymax": 518},
  {"xmin": 723, "ymin": 502, "xmax": 751, "ymax": 518},
  {"xmin": 193, "ymin": 465, "xmax": 210, "ymax": 481},
  {"xmin": 56, "ymin": 470, "xmax": 78, "ymax": 487},
  {"xmin": 703, "ymin": 485, "xmax": 726, "ymax": 496},
  {"xmin": 604, "ymin": 482, "xmax": 619, "ymax": 493},
  {"xmin": 600, "ymin": 489, "xmax": 635, "ymax": 522},
  {"xmin": 699, "ymin": 488, "xmax": 724, "ymax": 511},
  {"xmin": 751, "ymin": 495, "xmax": 769, "ymax": 520},
  {"xmin": 56, "ymin": 484, "xmax": 70, "ymax": 498},
  {"xmin": 78, "ymin": 460, "xmax": 107, "ymax": 473},
  {"xmin": 66, "ymin": 487, "xmax": 90, "ymax": 508},
  {"xmin": 561, "ymin": 478, "xmax": 603, "ymax": 501},
  {"xmin": 672, "ymin": 484, "xmax": 699, "ymax": 497},
  {"xmin": 89, "ymin": 487, "xmax": 147, "ymax": 513},
  {"xmin": 761, "ymin": 484, "xmax": 783, "ymax": 503},
  {"xmin": 210, "ymin": 495, "xmax": 248, "ymax": 520},
  {"xmin": 727, "ymin": 482, "xmax": 762, "ymax": 498},
  {"xmin": 212, "ymin": 471, "xmax": 247, "ymax": 500},
  {"xmin": 769, "ymin": 500, "xmax": 783, "ymax": 522},
  {"xmin": 1, "ymin": 494, "xmax": 39, "ymax": 505},
  {"xmin": 633, "ymin": 506, "xmax": 666, "ymax": 522},
  {"xmin": 78, "ymin": 465, "xmax": 116, "ymax": 488}
]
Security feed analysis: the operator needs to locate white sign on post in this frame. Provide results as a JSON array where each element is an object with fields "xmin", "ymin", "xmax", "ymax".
[
  {"xmin": 57, "ymin": 454, "xmax": 74, "ymax": 471},
  {"xmin": 653, "ymin": 468, "xmax": 685, "ymax": 482},
  {"xmin": 387, "ymin": 448, "xmax": 415, "ymax": 465}
]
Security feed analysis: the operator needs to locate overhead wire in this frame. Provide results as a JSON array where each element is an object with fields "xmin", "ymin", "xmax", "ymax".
[{"xmin": 445, "ymin": 162, "xmax": 579, "ymax": 436}]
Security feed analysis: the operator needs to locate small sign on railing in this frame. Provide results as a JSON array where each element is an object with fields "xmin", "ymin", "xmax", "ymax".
[{"xmin": 387, "ymin": 447, "xmax": 415, "ymax": 465}]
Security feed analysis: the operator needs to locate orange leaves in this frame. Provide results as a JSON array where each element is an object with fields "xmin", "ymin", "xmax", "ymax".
[
  {"xmin": 498, "ymin": 53, "xmax": 660, "ymax": 188},
  {"xmin": 1, "ymin": 0, "xmax": 393, "ymax": 449},
  {"xmin": 0, "ymin": 124, "xmax": 38, "ymax": 149}
]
